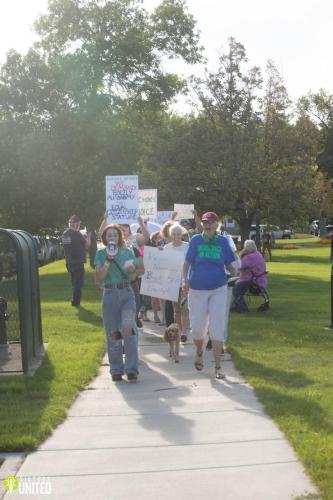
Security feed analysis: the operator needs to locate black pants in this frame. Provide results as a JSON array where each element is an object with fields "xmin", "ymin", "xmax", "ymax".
[
  {"xmin": 165, "ymin": 300, "xmax": 174, "ymax": 327},
  {"xmin": 130, "ymin": 279, "xmax": 141, "ymax": 318},
  {"xmin": 67, "ymin": 263, "xmax": 85, "ymax": 306}
]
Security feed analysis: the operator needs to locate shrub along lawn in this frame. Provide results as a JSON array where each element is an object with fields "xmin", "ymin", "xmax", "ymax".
[
  {"xmin": 0, "ymin": 260, "xmax": 105, "ymax": 451},
  {"xmin": 229, "ymin": 239, "xmax": 333, "ymax": 500}
]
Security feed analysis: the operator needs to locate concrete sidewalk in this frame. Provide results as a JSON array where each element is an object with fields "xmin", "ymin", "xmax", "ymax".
[{"xmin": 3, "ymin": 320, "xmax": 316, "ymax": 499}]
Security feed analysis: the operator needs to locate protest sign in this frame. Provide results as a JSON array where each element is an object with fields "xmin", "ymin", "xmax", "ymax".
[
  {"xmin": 156, "ymin": 211, "xmax": 172, "ymax": 224},
  {"xmin": 174, "ymin": 204, "xmax": 194, "ymax": 220},
  {"xmin": 140, "ymin": 246, "xmax": 184, "ymax": 301},
  {"xmin": 139, "ymin": 189, "xmax": 157, "ymax": 220},
  {"xmin": 105, "ymin": 175, "xmax": 138, "ymax": 224}
]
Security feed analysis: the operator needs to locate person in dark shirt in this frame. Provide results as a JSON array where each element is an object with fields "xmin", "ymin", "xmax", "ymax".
[
  {"xmin": 62, "ymin": 214, "xmax": 87, "ymax": 307},
  {"xmin": 261, "ymin": 231, "xmax": 272, "ymax": 261}
]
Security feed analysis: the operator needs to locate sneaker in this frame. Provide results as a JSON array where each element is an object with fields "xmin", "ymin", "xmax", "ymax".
[
  {"xmin": 180, "ymin": 334, "xmax": 187, "ymax": 343},
  {"xmin": 215, "ymin": 367, "xmax": 226, "ymax": 379},
  {"xmin": 112, "ymin": 374, "xmax": 123, "ymax": 382},
  {"xmin": 194, "ymin": 351, "xmax": 203, "ymax": 371},
  {"xmin": 127, "ymin": 373, "xmax": 138, "ymax": 381},
  {"xmin": 206, "ymin": 339, "xmax": 212, "ymax": 350},
  {"xmin": 136, "ymin": 318, "xmax": 143, "ymax": 328}
]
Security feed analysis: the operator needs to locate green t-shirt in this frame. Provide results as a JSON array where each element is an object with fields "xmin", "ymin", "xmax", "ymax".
[{"xmin": 94, "ymin": 247, "xmax": 137, "ymax": 285}]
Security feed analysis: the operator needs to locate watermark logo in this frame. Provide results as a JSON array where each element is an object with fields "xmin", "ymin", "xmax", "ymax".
[
  {"xmin": 3, "ymin": 476, "xmax": 19, "ymax": 493},
  {"xmin": 2, "ymin": 476, "xmax": 52, "ymax": 495}
]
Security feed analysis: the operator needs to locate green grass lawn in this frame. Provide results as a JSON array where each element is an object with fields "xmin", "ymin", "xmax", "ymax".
[
  {"xmin": 0, "ymin": 241, "xmax": 332, "ymax": 498},
  {"xmin": 0, "ymin": 261, "xmax": 105, "ymax": 450},
  {"xmin": 229, "ymin": 239, "xmax": 333, "ymax": 500}
]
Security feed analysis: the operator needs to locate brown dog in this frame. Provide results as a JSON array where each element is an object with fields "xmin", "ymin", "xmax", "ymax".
[{"xmin": 164, "ymin": 323, "xmax": 180, "ymax": 363}]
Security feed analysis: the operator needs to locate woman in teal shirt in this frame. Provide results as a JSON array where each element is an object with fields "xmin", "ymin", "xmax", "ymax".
[{"xmin": 95, "ymin": 224, "xmax": 144, "ymax": 382}]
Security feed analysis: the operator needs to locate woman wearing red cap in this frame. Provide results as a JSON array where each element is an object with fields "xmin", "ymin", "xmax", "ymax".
[{"xmin": 182, "ymin": 212, "xmax": 237, "ymax": 379}]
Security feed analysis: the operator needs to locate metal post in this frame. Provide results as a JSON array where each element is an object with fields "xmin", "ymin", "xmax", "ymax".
[{"xmin": 330, "ymin": 229, "xmax": 333, "ymax": 328}]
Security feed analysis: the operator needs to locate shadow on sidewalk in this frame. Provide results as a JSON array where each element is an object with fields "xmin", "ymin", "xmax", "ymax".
[{"xmin": 113, "ymin": 360, "xmax": 195, "ymax": 445}]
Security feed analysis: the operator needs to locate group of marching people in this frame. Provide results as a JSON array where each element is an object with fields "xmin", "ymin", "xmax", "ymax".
[{"xmin": 63, "ymin": 211, "xmax": 267, "ymax": 383}]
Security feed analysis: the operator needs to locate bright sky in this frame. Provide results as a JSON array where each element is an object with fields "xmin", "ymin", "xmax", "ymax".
[{"xmin": 0, "ymin": 0, "xmax": 332, "ymax": 107}]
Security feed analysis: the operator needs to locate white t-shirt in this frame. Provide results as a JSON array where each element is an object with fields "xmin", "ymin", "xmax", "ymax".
[
  {"xmin": 164, "ymin": 241, "xmax": 189, "ymax": 286},
  {"xmin": 164, "ymin": 241, "xmax": 188, "ymax": 254}
]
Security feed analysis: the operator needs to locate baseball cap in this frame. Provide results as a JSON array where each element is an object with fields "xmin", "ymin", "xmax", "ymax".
[
  {"xmin": 68, "ymin": 214, "xmax": 80, "ymax": 223},
  {"xmin": 201, "ymin": 211, "xmax": 219, "ymax": 223}
]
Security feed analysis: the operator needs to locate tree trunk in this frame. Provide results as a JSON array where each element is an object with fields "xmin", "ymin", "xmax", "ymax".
[
  {"xmin": 319, "ymin": 216, "xmax": 327, "ymax": 237},
  {"xmin": 255, "ymin": 216, "xmax": 261, "ymax": 250},
  {"xmin": 239, "ymin": 218, "xmax": 252, "ymax": 247}
]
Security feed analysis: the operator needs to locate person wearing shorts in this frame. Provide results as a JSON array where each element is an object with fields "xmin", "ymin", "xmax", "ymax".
[{"xmin": 182, "ymin": 212, "xmax": 236, "ymax": 379}]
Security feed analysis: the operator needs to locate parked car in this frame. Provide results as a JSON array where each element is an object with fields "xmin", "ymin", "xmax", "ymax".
[
  {"xmin": 249, "ymin": 225, "xmax": 293, "ymax": 240},
  {"xmin": 33, "ymin": 236, "xmax": 48, "ymax": 266},
  {"xmin": 43, "ymin": 237, "xmax": 56, "ymax": 263},
  {"xmin": 49, "ymin": 236, "xmax": 64, "ymax": 260},
  {"xmin": 249, "ymin": 225, "xmax": 264, "ymax": 240},
  {"xmin": 33, "ymin": 235, "xmax": 65, "ymax": 266},
  {"xmin": 268, "ymin": 225, "xmax": 294, "ymax": 239}
]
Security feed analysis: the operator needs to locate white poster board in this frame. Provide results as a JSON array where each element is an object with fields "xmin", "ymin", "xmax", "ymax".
[
  {"xmin": 140, "ymin": 246, "xmax": 184, "ymax": 301},
  {"xmin": 105, "ymin": 175, "xmax": 138, "ymax": 224},
  {"xmin": 174, "ymin": 204, "xmax": 194, "ymax": 220},
  {"xmin": 139, "ymin": 189, "xmax": 158, "ymax": 220},
  {"xmin": 156, "ymin": 211, "xmax": 172, "ymax": 224}
]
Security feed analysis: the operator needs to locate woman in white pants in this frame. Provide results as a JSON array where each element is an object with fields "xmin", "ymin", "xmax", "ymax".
[{"xmin": 182, "ymin": 212, "xmax": 237, "ymax": 379}]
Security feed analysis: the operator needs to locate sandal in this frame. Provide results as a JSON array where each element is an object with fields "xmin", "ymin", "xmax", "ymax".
[
  {"xmin": 194, "ymin": 352, "xmax": 204, "ymax": 371},
  {"xmin": 215, "ymin": 366, "xmax": 226, "ymax": 379}
]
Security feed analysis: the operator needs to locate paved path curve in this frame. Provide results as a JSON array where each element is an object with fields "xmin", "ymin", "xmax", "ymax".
[{"xmin": 4, "ymin": 319, "xmax": 317, "ymax": 499}]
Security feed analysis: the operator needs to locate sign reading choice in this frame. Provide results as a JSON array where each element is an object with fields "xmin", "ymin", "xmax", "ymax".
[
  {"xmin": 140, "ymin": 246, "xmax": 184, "ymax": 302},
  {"xmin": 105, "ymin": 175, "xmax": 138, "ymax": 224},
  {"xmin": 139, "ymin": 189, "xmax": 157, "ymax": 220}
]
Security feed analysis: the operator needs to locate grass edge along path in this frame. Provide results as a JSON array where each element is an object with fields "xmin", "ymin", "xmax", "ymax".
[
  {"xmin": 0, "ymin": 261, "xmax": 105, "ymax": 451},
  {"xmin": 1, "ymin": 241, "xmax": 333, "ymax": 499},
  {"xmin": 229, "ymin": 240, "xmax": 332, "ymax": 500}
]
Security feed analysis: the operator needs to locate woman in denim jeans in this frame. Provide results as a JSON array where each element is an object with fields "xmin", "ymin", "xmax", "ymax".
[{"xmin": 95, "ymin": 225, "xmax": 144, "ymax": 382}]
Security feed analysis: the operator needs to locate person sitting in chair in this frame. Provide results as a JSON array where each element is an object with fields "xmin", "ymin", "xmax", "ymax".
[{"xmin": 232, "ymin": 240, "xmax": 267, "ymax": 312}]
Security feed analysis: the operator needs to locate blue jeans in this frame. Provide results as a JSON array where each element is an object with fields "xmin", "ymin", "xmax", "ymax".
[
  {"xmin": 232, "ymin": 279, "xmax": 252, "ymax": 311},
  {"xmin": 67, "ymin": 262, "xmax": 84, "ymax": 306},
  {"xmin": 102, "ymin": 287, "xmax": 138, "ymax": 376}
]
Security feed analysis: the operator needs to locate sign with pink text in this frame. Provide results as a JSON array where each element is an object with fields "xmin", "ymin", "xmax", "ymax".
[{"xmin": 105, "ymin": 175, "xmax": 138, "ymax": 224}]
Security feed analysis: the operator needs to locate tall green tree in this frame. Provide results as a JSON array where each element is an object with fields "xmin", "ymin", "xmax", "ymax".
[
  {"xmin": 33, "ymin": 0, "xmax": 202, "ymax": 109},
  {"xmin": 150, "ymin": 40, "xmax": 318, "ymax": 241},
  {"xmin": 0, "ymin": 0, "xmax": 202, "ymax": 231}
]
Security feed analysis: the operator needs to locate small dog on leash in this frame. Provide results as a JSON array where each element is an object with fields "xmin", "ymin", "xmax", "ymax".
[{"xmin": 164, "ymin": 323, "xmax": 180, "ymax": 363}]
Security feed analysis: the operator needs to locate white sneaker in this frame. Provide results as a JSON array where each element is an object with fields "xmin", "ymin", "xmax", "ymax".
[{"xmin": 215, "ymin": 366, "xmax": 226, "ymax": 379}]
